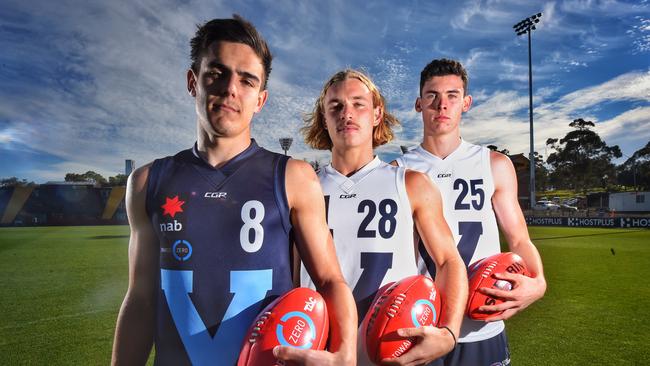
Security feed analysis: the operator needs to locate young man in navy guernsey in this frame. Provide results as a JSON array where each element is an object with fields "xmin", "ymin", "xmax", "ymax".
[
  {"xmin": 394, "ymin": 59, "xmax": 546, "ymax": 366},
  {"xmin": 111, "ymin": 15, "xmax": 356, "ymax": 365}
]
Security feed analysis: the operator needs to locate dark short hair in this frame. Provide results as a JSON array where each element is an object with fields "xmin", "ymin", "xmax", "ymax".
[
  {"xmin": 419, "ymin": 58, "xmax": 468, "ymax": 96},
  {"xmin": 190, "ymin": 14, "xmax": 272, "ymax": 89}
]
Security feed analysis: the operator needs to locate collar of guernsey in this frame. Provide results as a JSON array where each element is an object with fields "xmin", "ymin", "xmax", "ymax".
[
  {"xmin": 322, "ymin": 156, "xmax": 382, "ymax": 194},
  {"xmin": 409, "ymin": 138, "xmax": 471, "ymax": 163},
  {"xmin": 191, "ymin": 138, "xmax": 260, "ymax": 169}
]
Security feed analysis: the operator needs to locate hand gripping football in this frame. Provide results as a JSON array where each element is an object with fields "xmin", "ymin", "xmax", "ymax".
[
  {"xmin": 466, "ymin": 252, "xmax": 529, "ymax": 320},
  {"xmin": 237, "ymin": 287, "xmax": 329, "ymax": 366},
  {"xmin": 362, "ymin": 275, "xmax": 442, "ymax": 364}
]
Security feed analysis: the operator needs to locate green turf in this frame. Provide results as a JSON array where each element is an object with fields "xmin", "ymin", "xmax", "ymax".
[
  {"xmin": 506, "ymin": 227, "xmax": 650, "ymax": 365},
  {"xmin": 0, "ymin": 226, "xmax": 130, "ymax": 365},
  {"xmin": 0, "ymin": 225, "xmax": 648, "ymax": 365}
]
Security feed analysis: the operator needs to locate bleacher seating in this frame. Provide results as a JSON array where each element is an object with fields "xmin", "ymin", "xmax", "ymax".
[{"xmin": 0, "ymin": 184, "xmax": 127, "ymax": 226}]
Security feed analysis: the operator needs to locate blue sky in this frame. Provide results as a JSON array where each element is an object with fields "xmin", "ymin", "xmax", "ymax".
[{"xmin": 1, "ymin": 0, "xmax": 649, "ymax": 183}]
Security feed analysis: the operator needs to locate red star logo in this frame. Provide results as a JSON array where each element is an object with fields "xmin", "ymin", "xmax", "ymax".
[{"xmin": 162, "ymin": 195, "xmax": 185, "ymax": 218}]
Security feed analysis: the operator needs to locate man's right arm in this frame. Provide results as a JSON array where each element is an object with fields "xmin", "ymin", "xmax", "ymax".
[
  {"xmin": 274, "ymin": 159, "xmax": 357, "ymax": 366},
  {"xmin": 111, "ymin": 164, "xmax": 159, "ymax": 365},
  {"xmin": 382, "ymin": 170, "xmax": 467, "ymax": 365}
]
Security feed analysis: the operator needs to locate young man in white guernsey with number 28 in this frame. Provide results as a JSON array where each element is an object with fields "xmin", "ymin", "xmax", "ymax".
[
  {"xmin": 395, "ymin": 59, "xmax": 547, "ymax": 366},
  {"xmin": 300, "ymin": 69, "xmax": 468, "ymax": 365}
]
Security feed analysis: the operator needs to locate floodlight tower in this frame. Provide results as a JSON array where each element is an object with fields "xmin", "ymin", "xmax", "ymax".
[
  {"xmin": 279, "ymin": 137, "xmax": 293, "ymax": 156},
  {"xmin": 514, "ymin": 12, "xmax": 542, "ymax": 209}
]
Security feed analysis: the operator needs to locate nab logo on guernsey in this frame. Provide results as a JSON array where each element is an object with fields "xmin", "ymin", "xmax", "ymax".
[
  {"xmin": 160, "ymin": 195, "xmax": 185, "ymax": 233},
  {"xmin": 205, "ymin": 192, "xmax": 227, "ymax": 199},
  {"xmin": 437, "ymin": 173, "xmax": 452, "ymax": 178},
  {"xmin": 160, "ymin": 220, "xmax": 183, "ymax": 232}
]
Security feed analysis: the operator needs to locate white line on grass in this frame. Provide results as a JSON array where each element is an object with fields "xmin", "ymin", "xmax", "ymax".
[{"xmin": 1, "ymin": 309, "xmax": 112, "ymax": 330}]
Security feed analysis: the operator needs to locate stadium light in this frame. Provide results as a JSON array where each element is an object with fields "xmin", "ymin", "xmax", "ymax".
[
  {"xmin": 513, "ymin": 12, "xmax": 542, "ymax": 209},
  {"xmin": 279, "ymin": 137, "xmax": 293, "ymax": 156}
]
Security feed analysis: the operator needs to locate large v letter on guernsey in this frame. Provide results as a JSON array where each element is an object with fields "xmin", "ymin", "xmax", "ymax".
[{"xmin": 161, "ymin": 269, "xmax": 273, "ymax": 365}]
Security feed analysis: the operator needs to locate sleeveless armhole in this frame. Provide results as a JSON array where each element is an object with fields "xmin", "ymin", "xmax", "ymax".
[
  {"xmin": 273, "ymin": 154, "xmax": 292, "ymax": 235},
  {"xmin": 483, "ymin": 148, "xmax": 496, "ymax": 198},
  {"xmin": 395, "ymin": 166, "xmax": 412, "ymax": 214},
  {"xmin": 145, "ymin": 158, "xmax": 164, "ymax": 219}
]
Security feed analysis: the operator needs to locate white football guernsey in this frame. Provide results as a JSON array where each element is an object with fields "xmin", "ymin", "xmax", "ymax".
[
  {"xmin": 395, "ymin": 140, "xmax": 504, "ymax": 343},
  {"xmin": 300, "ymin": 157, "xmax": 420, "ymax": 365}
]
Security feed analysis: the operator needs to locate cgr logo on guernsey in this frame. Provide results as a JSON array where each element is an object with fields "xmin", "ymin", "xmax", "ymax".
[
  {"xmin": 205, "ymin": 192, "xmax": 227, "ymax": 199},
  {"xmin": 437, "ymin": 173, "xmax": 452, "ymax": 178}
]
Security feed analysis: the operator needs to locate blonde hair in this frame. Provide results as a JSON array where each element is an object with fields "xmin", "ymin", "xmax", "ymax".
[{"xmin": 301, "ymin": 69, "xmax": 399, "ymax": 150}]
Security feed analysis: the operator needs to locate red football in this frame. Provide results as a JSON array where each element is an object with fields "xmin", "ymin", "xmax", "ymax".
[
  {"xmin": 466, "ymin": 252, "xmax": 529, "ymax": 320},
  {"xmin": 237, "ymin": 287, "xmax": 329, "ymax": 366},
  {"xmin": 362, "ymin": 275, "xmax": 442, "ymax": 364}
]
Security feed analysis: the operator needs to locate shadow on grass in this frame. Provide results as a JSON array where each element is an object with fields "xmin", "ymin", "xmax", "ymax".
[
  {"xmin": 532, "ymin": 229, "xmax": 645, "ymax": 241},
  {"xmin": 88, "ymin": 235, "xmax": 129, "ymax": 240}
]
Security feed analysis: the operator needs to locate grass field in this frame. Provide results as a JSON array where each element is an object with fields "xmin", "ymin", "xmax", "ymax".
[{"xmin": 1, "ymin": 225, "xmax": 649, "ymax": 365}]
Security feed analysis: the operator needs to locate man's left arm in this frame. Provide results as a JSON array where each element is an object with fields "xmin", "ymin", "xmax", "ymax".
[
  {"xmin": 480, "ymin": 151, "xmax": 547, "ymax": 321},
  {"xmin": 273, "ymin": 159, "xmax": 357, "ymax": 366}
]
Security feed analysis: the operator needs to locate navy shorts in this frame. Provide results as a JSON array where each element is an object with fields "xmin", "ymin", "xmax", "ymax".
[{"xmin": 426, "ymin": 331, "xmax": 510, "ymax": 366}]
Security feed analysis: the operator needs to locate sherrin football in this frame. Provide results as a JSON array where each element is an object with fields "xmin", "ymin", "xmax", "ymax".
[
  {"xmin": 362, "ymin": 275, "xmax": 442, "ymax": 364},
  {"xmin": 466, "ymin": 252, "xmax": 529, "ymax": 320},
  {"xmin": 237, "ymin": 287, "xmax": 329, "ymax": 366}
]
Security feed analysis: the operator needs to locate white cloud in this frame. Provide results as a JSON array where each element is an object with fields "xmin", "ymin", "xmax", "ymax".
[
  {"xmin": 629, "ymin": 16, "xmax": 650, "ymax": 53},
  {"xmin": 560, "ymin": 0, "xmax": 647, "ymax": 16},
  {"xmin": 596, "ymin": 106, "xmax": 650, "ymax": 151},
  {"xmin": 450, "ymin": 0, "xmax": 484, "ymax": 30},
  {"xmin": 463, "ymin": 49, "xmax": 498, "ymax": 73},
  {"xmin": 0, "ymin": 132, "xmax": 13, "ymax": 144},
  {"xmin": 450, "ymin": 0, "xmax": 523, "ymax": 32},
  {"xmin": 545, "ymin": 70, "xmax": 650, "ymax": 115},
  {"xmin": 541, "ymin": 2, "xmax": 559, "ymax": 29}
]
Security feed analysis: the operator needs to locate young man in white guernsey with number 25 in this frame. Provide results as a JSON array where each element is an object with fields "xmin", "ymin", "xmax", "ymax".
[
  {"xmin": 395, "ymin": 59, "xmax": 547, "ymax": 366},
  {"xmin": 300, "ymin": 69, "xmax": 468, "ymax": 365}
]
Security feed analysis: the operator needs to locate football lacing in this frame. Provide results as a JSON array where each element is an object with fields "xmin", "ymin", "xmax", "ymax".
[
  {"xmin": 387, "ymin": 293, "xmax": 407, "ymax": 318},
  {"xmin": 480, "ymin": 260, "xmax": 498, "ymax": 279},
  {"xmin": 249, "ymin": 311, "xmax": 272, "ymax": 343}
]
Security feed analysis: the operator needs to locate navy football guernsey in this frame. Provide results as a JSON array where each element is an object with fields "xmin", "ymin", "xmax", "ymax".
[{"xmin": 146, "ymin": 140, "xmax": 293, "ymax": 365}]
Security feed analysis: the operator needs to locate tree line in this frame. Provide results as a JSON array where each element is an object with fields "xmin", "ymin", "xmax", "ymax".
[
  {"xmin": 490, "ymin": 118, "xmax": 649, "ymax": 193},
  {"xmin": 1, "ymin": 172, "xmax": 127, "ymax": 188}
]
